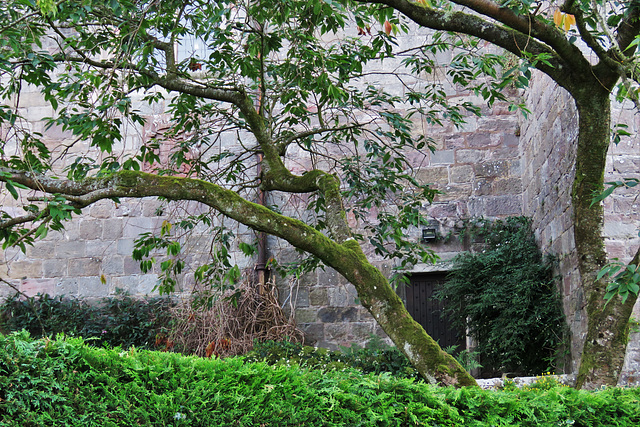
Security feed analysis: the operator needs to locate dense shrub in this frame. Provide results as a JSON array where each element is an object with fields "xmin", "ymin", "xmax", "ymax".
[
  {"xmin": 2, "ymin": 332, "xmax": 639, "ymax": 427},
  {"xmin": 436, "ymin": 217, "xmax": 567, "ymax": 376},
  {"xmin": 245, "ymin": 336, "xmax": 420, "ymax": 380},
  {"xmin": 0, "ymin": 291, "xmax": 173, "ymax": 349}
]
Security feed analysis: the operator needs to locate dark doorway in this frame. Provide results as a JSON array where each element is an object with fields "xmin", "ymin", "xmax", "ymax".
[{"xmin": 404, "ymin": 272, "xmax": 466, "ymax": 353}]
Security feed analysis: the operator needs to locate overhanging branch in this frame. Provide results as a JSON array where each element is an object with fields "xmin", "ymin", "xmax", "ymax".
[
  {"xmin": 0, "ymin": 168, "xmax": 354, "ymax": 259},
  {"xmin": 359, "ymin": 0, "xmax": 586, "ymax": 91}
]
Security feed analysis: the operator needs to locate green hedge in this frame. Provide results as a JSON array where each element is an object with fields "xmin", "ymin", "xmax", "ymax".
[
  {"xmin": 1, "ymin": 333, "xmax": 639, "ymax": 426},
  {"xmin": 0, "ymin": 292, "xmax": 173, "ymax": 350},
  {"xmin": 244, "ymin": 338, "xmax": 421, "ymax": 380}
]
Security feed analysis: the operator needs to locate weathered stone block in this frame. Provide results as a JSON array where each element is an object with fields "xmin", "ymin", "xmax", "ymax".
[
  {"xmin": 77, "ymin": 276, "xmax": 109, "ymax": 297},
  {"xmin": 55, "ymin": 241, "xmax": 86, "ymax": 258},
  {"xmin": 444, "ymin": 135, "xmax": 466, "ymax": 149},
  {"xmin": 492, "ymin": 178, "xmax": 523, "ymax": 195},
  {"xmin": 295, "ymin": 307, "xmax": 318, "ymax": 324},
  {"xmin": 135, "ymin": 274, "xmax": 159, "ymax": 295},
  {"xmin": 317, "ymin": 307, "xmax": 358, "ymax": 323},
  {"xmin": 294, "ymin": 287, "xmax": 310, "ymax": 308},
  {"xmin": 68, "ymin": 258, "xmax": 101, "ymax": 277},
  {"xmin": 111, "ymin": 275, "xmax": 137, "ymax": 293},
  {"xmin": 102, "ymin": 219, "xmax": 124, "ymax": 240},
  {"xmin": 416, "ymin": 166, "xmax": 448, "ymax": 185},
  {"xmin": 484, "ymin": 195, "xmax": 522, "ymax": 216},
  {"xmin": 123, "ymin": 218, "xmax": 157, "ymax": 238},
  {"xmin": 430, "ymin": 150, "xmax": 455, "ymax": 165},
  {"xmin": 0, "ymin": 280, "xmax": 17, "ymax": 297},
  {"xmin": 300, "ymin": 323, "xmax": 324, "ymax": 344},
  {"xmin": 435, "ymin": 184, "xmax": 472, "ymax": 202},
  {"xmin": 89, "ymin": 201, "xmax": 114, "ymax": 219},
  {"xmin": 350, "ymin": 322, "xmax": 375, "ymax": 342},
  {"xmin": 26, "ymin": 241, "xmax": 56, "ymax": 258},
  {"xmin": 42, "ymin": 259, "xmax": 67, "ymax": 277},
  {"xmin": 115, "ymin": 202, "xmax": 143, "ymax": 218},
  {"xmin": 456, "ymin": 149, "xmax": 487, "ymax": 164},
  {"xmin": 142, "ymin": 199, "xmax": 166, "ymax": 217},
  {"xmin": 324, "ymin": 324, "xmax": 350, "ymax": 343},
  {"xmin": 79, "ymin": 220, "xmax": 103, "ymax": 240},
  {"xmin": 427, "ymin": 203, "xmax": 458, "ymax": 218},
  {"xmin": 318, "ymin": 268, "xmax": 345, "ymax": 286},
  {"xmin": 101, "ymin": 256, "xmax": 125, "ymax": 275},
  {"xmin": 309, "ymin": 287, "xmax": 329, "ymax": 306},
  {"xmin": 474, "ymin": 160, "xmax": 509, "ymax": 178},
  {"xmin": 473, "ymin": 179, "xmax": 493, "ymax": 196},
  {"xmin": 502, "ymin": 133, "xmax": 519, "ymax": 147},
  {"xmin": 117, "ymin": 238, "xmax": 135, "ymax": 256},
  {"xmin": 604, "ymin": 221, "xmax": 639, "ymax": 239},
  {"xmin": 124, "ymin": 257, "xmax": 142, "ymax": 274},
  {"xmin": 52, "ymin": 278, "xmax": 77, "ymax": 296},
  {"xmin": 467, "ymin": 133, "xmax": 499, "ymax": 148},
  {"xmin": 478, "ymin": 117, "xmax": 517, "ymax": 132},
  {"xmin": 8, "ymin": 260, "xmax": 43, "ymax": 279},
  {"xmin": 328, "ymin": 286, "xmax": 353, "ymax": 307},
  {"xmin": 86, "ymin": 240, "xmax": 113, "ymax": 257},
  {"xmin": 449, "ymin": 165, "xmax": 474, "ymax": 183},
  {"xmin": 20, "ymin": 278, "xmax": 56, "ymax": 296}
]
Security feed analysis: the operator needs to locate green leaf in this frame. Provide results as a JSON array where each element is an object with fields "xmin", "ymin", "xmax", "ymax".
[
  {"xmin": 4, "ymin": 180, "xmax": 19, "ymax": 199},
  {"xmin": 238, "ymin": 242, "xmax": 257, "ymax": 257}
]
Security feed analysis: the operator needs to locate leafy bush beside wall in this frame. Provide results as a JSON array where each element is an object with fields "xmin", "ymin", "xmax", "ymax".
[
  {"xmin": 0, "ymin": 291, "xmax": 173, "ymax": 349},
  {"xmin": 436, "ymin": 216, "xmax": 567, "ymax": 376}
]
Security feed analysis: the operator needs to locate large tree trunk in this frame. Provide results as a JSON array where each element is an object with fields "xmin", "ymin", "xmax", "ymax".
[{"xmin": 572, "ymin": 88, "xmax": 638, "ymax": 389}]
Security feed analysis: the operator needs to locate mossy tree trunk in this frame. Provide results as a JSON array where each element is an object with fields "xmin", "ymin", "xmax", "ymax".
[{"xmin": 572, "ymin": 88, "xmax": 639, "ymax": 389}]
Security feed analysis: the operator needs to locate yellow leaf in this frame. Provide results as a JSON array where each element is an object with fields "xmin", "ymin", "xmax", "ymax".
[
  {"xmin": 553, "ymin": 9, "xmax": 563, "ymax": 27},
  {"xmin": 554, "ymin": 9, "xmax": 576, "ymax": 31},
  {"xmin": 100, "ymin": 274, "xmax": 107, "ymax": 285},
  {"xmin": 565, "ymin": 14, "xmax": 576, "ymax": 30}
]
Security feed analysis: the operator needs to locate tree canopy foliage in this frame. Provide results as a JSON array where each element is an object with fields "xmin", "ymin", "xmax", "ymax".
[{"xmin": 0, "ymin": 0, "xmax": 528, "ymax": 386}]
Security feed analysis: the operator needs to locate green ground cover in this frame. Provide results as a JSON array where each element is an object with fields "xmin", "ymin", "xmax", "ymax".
[{"xmin": 1, "ymin": 332, "xmax": 639, "ymax": 426}]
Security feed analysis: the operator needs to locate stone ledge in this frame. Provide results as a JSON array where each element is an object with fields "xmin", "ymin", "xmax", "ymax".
[{"xmin": 476, "ymin": 374, "xmax": 576, "ymax": 390}]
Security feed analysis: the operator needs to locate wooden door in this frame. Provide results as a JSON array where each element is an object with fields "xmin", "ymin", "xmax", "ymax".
[{"xmin": 405, "ymin": 272, "xmax": 466, "ymax": 353}]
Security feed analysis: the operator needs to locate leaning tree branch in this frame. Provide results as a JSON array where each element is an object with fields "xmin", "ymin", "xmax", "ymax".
[
  {"xmin": 570, "ymin": 4, "xmax": 620, "ymax": 71},
  {"xmin": 449, "ymin": 0, "xmax": 580, "ymax": 62},
  {"xmin": 590, "ymin": 0, "xmax": 640, "ymax": 87},
  {"xmin": 274, "ymin": 122, "xmax": 370, "ymax": 155},
  {"xmin": 615, "ymin": 0, "xmax": 640, "ymax": 55},
  {"xmin": 359, "ymin": 0, "xmax": 586, "ymax": 91},
  {"xmin": 0, "ymin": 168, "xmax": 355, "ymax": 260}
]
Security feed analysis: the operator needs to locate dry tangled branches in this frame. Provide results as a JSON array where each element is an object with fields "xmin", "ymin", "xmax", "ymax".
[{"xmin": 167, "ymin": 276, "xmax": 303, "ymax": 357}]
